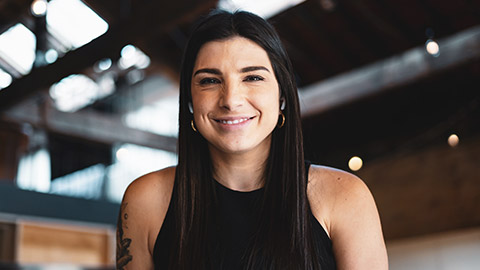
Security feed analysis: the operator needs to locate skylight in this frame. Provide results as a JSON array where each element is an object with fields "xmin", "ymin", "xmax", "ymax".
[
  {"xmin": 218, "ymin": 0, "xmax": 306, "ymax": 18},
  {"xmin": 0, "ymin": 23, "xmax": 36, "ymax": 75},
  {"xmin": 49, "ymin": 74, "xmax": 115, "ymax": 112},
  {"xmin": 46, "ymin": 0, "xmax": 109, "ymax": 49},
  {"xmin": 0, "ymin": 68, "xmax": 12, "ymax": 89}
]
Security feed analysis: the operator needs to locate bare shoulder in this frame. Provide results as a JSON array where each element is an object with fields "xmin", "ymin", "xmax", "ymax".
[
  {"xmin": 307, "ymin": 164, "xmax": 388, "ymax": 269},
  {"xmin": 121, "ymin": 166, "xmax": 176, "ymax": 239},
  {"xmin": 308, "ymin": 164, "xmax": 372, "ymax": 206},
  {"xmin": 307, "ymin": 164, "xmax": 376, "ymax": 231},
  {"xmin": 122, "ymin": 166, "xmax": 176, "ymax": 205},
  {"xmin": 117, "ymin": 166, "xmax": 176, "ymax": 269},
  {"xmin": 307, "ymin": 165, "xmax": 371, "ymax": 236}
]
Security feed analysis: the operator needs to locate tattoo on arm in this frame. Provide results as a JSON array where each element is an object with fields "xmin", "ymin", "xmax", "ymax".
[{"xmin": 117, "ymin": 202, "xmax": 133, "ymax": 269}]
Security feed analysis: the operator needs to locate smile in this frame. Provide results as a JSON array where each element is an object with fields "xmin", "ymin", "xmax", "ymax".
[
  {"xmin": 218, "ymin": 118, "xmax": 249, "ymax": 124},
  {"xmin": 213, "ymin": 116, "xmax": 255, "ymax": 126}
]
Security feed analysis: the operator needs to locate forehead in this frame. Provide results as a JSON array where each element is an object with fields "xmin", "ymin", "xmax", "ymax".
[{"xmin": 194, "ymin": 36, "xmax": 272, "ymax": 70}]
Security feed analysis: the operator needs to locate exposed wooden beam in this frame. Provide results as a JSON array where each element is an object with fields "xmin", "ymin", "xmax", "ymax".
[
  {"xmin": 299, "ymin": 25, "xmax": 480, "ymax": 118},
  {"xmin": 0, "ymin": 0, "xmax": 217, "ymax": 112},
  {"xmin": 1, "ymin": 101, "xmax": 177, "ymax": 153}
]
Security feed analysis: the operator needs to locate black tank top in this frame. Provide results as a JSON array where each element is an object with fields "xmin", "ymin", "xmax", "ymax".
[{"xmin": 153, "ymin": 162, "xmax": 337, "ymax": 269}]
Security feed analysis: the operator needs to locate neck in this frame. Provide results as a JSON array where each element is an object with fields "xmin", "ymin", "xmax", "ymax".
[{"xmin": 209, "ymin": 145, "xmax": 270, "ymax": 192}]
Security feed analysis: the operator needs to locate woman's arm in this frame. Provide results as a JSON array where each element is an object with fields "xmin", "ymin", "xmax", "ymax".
[
  {"xmin": 308, "ymin": 166, "xmax": 388, "ymax": 269},
  {"xmin": 116, "ymin": 167, "xmax": 175, "ymax": 270}
]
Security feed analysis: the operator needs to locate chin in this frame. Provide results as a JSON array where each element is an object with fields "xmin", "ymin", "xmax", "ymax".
[
  {"xmin": 212, "ymin": 137, "xmax": 272, "ymax": 156},
  {"xmin": 219, "ymin": 144, "xmax": 253, "ymax": 154}
]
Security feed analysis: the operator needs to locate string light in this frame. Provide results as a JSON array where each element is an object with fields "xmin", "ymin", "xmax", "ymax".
[{"xmin": 348, "ymin": 156, "xmax": 363, "ymax": 171}]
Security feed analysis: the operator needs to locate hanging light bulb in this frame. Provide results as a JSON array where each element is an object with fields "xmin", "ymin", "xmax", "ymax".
[
  {"xmin": 348, "ymin": 156, "xmax": 363, "ymax": 171},
  {"xmin": 31, "ymin": 0, "xmax": 48, "ymax": 17},
  {"xmin": 425, "ymin": 39, "xmax": 440, "ymax": 57},
  {"xmin": 447, "ymin": 134, "xmax": 459, "ymax": 147}
]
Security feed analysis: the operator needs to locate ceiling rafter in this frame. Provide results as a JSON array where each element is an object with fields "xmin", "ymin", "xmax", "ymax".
[
  {"xmin": 299, "ymin": 25, "xmax": 480, "ymax": 117},
  {"xmin": 2, "ymin": 101, "xmax": 177, "ymax": 153}
]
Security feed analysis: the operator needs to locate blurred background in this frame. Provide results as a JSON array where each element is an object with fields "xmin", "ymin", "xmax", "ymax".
[{"xmin": 0, "ymin": 0, "xmax": 479, "ymax": 269}]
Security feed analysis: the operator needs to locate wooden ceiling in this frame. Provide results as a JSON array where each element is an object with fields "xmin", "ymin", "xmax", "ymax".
[
  {"xmin": 275, "ymin": 0, "xmax": 480, "ymax": 86},
  {"xmin": 0, "ymin": 0, "xmax": 479, "ymax": 240}
]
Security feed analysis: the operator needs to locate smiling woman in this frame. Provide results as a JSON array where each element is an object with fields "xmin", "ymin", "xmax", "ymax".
[
  {"xmin": 191, "ymin": 37, "xmax": 280, "ymax": 163},
  {"xmin": 116, "ymin": 10, "xmax": 388, "ymax": 270}
]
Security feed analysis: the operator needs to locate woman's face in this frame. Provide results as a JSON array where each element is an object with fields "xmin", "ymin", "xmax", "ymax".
[{"xmin": 191, "ymin": 36, "xmax": 281, "ymax": 156}]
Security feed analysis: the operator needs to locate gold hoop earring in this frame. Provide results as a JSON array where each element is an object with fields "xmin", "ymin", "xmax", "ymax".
[
  {"xmin": 191, "ymin": 120, "xmax": 197, "ymax": 132},
  {"xmin": 278, "ymin": 113, "xmax": 285, "ymax": 128}
]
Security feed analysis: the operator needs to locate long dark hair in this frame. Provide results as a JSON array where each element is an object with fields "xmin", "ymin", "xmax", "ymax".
[{"xmin": 172, "ymin": 10, "xmax": 317, "ymax": 269}]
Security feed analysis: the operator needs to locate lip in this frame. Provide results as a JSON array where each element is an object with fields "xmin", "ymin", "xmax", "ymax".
[{"xmin": 212, "ymin": 115, "xmax": 255, "ymax": 130}]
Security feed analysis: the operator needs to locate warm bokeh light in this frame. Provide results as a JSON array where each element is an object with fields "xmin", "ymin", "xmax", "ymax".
[
  {"xmin": 448, "ymin": 134, "xmax": 459, "ymax": 147},
  {"xmin": 425, "ymin": 39, "xmax": 440, "ymax": 56},
  {"xmin": 348, "ymin": 156, "xmax": 363, "ymax": 171}
]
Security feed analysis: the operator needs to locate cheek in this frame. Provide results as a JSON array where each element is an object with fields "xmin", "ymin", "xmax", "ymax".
[
  {"xmin": 191, "ymin": 92, "xmax": 211, "ymax": 114},
  {"xmin": 255, "ymin": 89, "xmax": 280, "ymax": 115}
]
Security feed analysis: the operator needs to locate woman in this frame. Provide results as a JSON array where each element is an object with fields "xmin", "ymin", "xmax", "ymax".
[{"xmin": 116, "ymin": 10, "xmax": 388, "ymax": 270}]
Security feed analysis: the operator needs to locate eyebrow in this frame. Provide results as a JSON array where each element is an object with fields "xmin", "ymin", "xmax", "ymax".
[
  {"xmin": 240, "ymin": 66, "xmax": 270, "ymax": 73},
  {"xmin": 193, "ymin": 66, "xmax": 270, "ymax": 76},
  {"xmin": 193, "ymin": 68, "xmax": 221, "ymax": 76}
]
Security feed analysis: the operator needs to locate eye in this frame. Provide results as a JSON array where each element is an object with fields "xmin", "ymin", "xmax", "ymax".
[
  {"xmin": 244, "ymin": 75, "xmax": 264, "ymax": 82},
  {"xmin": 199, "ymin": 78, "xmax": 221, "ymax": 85}
]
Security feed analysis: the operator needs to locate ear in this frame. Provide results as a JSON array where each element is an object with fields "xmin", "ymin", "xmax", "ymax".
[
  {"xmin": 280, "ymin": 98, "xmax": 286, "ymax": 111},
  {"xmin": 188, "ymin": 102, "xmax": 194, "ymax": 114}
]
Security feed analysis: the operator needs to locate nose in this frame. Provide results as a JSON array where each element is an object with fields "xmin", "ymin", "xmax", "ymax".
[{"xmin": 218, "ymin": 80, "xmax": 244, "ymax": 111}]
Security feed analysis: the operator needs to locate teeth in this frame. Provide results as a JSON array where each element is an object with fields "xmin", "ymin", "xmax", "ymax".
[{"xmin": 220, "ymin": 118, "xmax": 249, "ymax": 125}]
